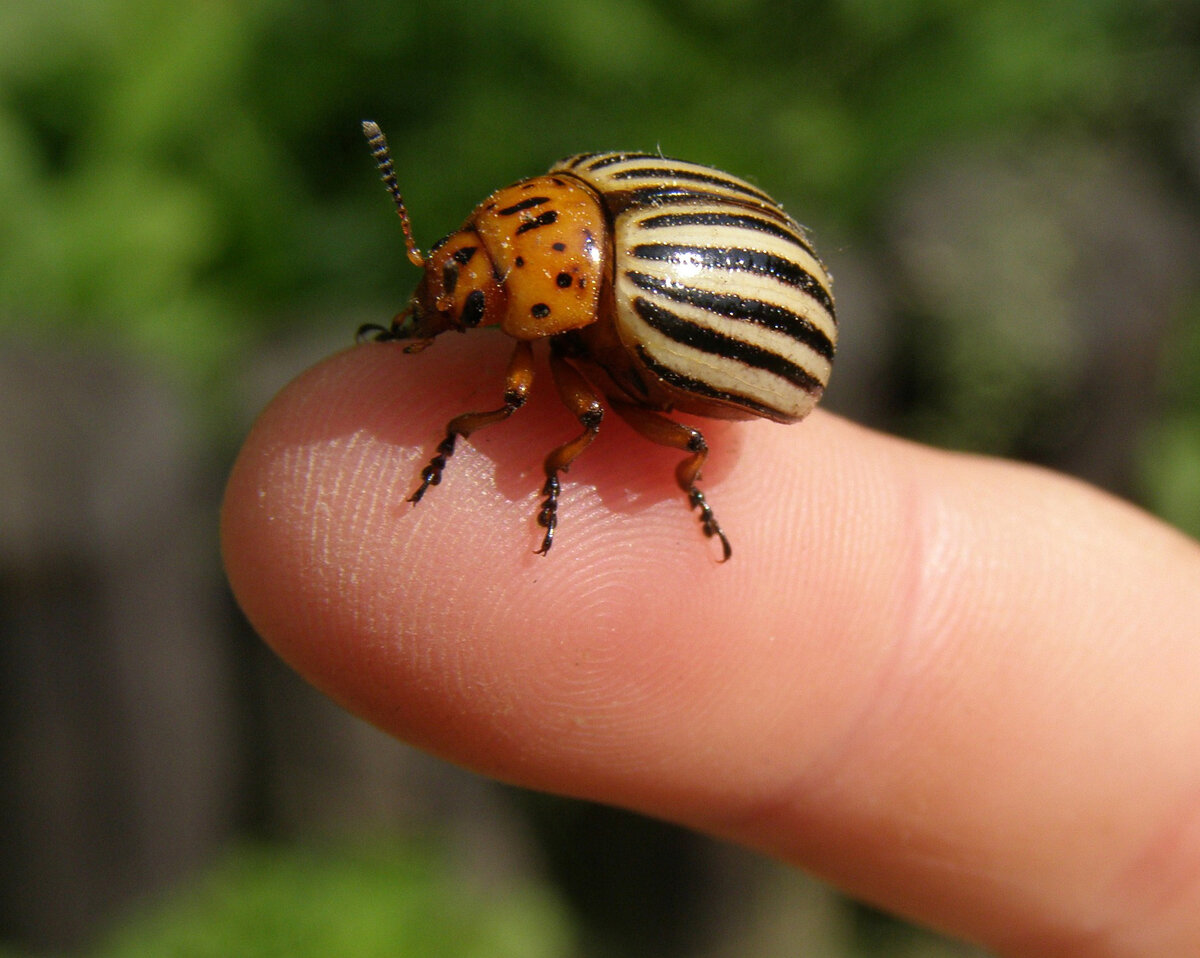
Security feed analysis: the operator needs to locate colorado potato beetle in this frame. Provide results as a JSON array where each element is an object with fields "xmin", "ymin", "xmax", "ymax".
[{"xmin": 359, "ymin": 120, "xmax": 836, "ymax": 559}]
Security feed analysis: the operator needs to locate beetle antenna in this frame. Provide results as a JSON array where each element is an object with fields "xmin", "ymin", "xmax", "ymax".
[{"xmin": 362, "ymin": 120, "xmax": 425, "ymax": 268}]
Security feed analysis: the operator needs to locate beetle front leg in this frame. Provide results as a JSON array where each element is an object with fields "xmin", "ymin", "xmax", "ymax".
[
  {"xmin": 535, "ymin": 350, "xmax": 605, "ymax": 555},
  {"xmin": 608, "ymin": 399, "xmax": 732, "ymax": 561},
  {"xmin": 409, "ymin": 340, "xmax": 535, "ymax": 503}
]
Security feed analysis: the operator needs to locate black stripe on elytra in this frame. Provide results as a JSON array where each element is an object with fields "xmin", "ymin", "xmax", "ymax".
[
  {"xmin": 616, "ymin": 186, "xmax": 792, "ymax": 220},
  {"xmin": 460, "ymin": 289, "xmax": 486, "ymax": 327},
  {"xmin": 625, "ymin": 271, "xmax": 834, "ymax": 362},
  {"xmin": 635, "ymin": 346, "xmax": 787, "ymax": 420},
  {"xmin": 631, "ymin": 244, "xmax": 834, "ymax": 316},
  {"xmin": 563, "ymin": 152, "xmax": 605, "ymax": 168},
  {"xmin": 583, "ymin": 152, "xmax": 661, "ymax": 171},
  {"xmin": 498, "ymin": 196, "xmax": 550, "ymax": 216},
  {"xmin": 637, "ymin": 210, "xmax": 816, "ymax": 257},
  {"xmin": 609, "ymin": 166, "xmax": 774, "ymax": 204},
  {"xmin": 633, "ymin": 297, "xmax": 823, "ymax": 395},
  {"xmin": 515, "ymin": 209, "xmax": 559, "ymax": 234}
]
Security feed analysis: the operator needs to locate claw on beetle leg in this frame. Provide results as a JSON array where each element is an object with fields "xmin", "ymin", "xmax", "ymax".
[
  {"xmin": 688, "ymin": 487, "xmax": 732, "ymax": 562},
  {"xmin": 409, "ymin": 433, "xmax": 457, "ymax": 504},
  {"xmin": 535, "ymin": 474, "xmax": 560, "ymax": 555}
]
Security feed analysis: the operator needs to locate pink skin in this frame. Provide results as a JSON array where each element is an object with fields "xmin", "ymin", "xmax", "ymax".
[{"xmin": 222, "ymin": 338, "xmax": 1200, "ymax": 957}]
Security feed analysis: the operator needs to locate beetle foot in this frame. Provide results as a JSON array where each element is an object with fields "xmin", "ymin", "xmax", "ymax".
[
  {"xmin": 356, "ymin": 322, "xmax": 396, "ymax": 343},
  {"xmin": 688, "ymin": 488, "xmax": 732, "ymax": 561},
  {"xmin": 409, "ymin": 434, "xmax": 458, "ymax": 503},
  {"xmin": 535, "ymin": 474, "xmax": 560, "ymax": 555}
]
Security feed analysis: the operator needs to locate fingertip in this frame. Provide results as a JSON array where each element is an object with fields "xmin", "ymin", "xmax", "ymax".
[{"xmin": 221, "ymin": 337, "xmax": 1200, "ymax": 953}]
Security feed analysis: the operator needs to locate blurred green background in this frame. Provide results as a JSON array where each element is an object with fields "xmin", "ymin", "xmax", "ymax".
[{"xmin": 2, "ymin": 0, "xmax": 1198, "ymax": 956}]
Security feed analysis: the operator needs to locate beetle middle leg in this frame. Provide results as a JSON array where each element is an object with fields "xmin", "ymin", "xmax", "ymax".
[
  {"xmin": 535, "ymin": 350, "xmax": 605, "ymax": 555},
  {"xmin": 607, "ymin": 399, "xmax": 732, "ymax": 561},
  {"xmin": 409, "ymin": 340, "xmax": 534, "ymax": 503}
]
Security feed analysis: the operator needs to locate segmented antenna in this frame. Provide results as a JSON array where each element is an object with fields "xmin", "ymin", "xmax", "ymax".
[{"xmin": 362, "ymin": 120, "xmax": 424, "ymax": 268}]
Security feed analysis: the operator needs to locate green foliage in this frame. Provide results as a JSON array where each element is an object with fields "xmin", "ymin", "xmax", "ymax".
[
  {"xmin": 0, "ymin": 0, "xmax": 1188, "ymax": 393},
  {"xmin": 90, "ymin": 838, "xmax": 573, "ymax": 958},
  {"xmin": 1139, "ymin": 297, "xmax": 1200, "ymax": 539}
]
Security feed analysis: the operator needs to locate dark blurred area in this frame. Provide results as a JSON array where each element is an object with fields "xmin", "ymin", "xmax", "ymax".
[{"xmin": 2, "ymin": 1, "xmax": 1199, "ymax": 956}]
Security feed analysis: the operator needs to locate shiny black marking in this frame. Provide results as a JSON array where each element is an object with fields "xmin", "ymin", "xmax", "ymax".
[
  {"xmin": 635, "ymin": 346, "xmax": 785, "ymax": 420},
  {"xmin": 442, "ymin": 262, "xmax": 459, "ymax": 294},
  {"xmin": 515, "ymin": 256, "xmax": 525, "ymax": 267},
  {"xmin": 461, "ymin": 289, "xmax": 486, "ymax": 327},
  {"xmin": 553, "ymin": 242, "xmax": 566, "ymax": 251},
  {"xmin": 626, "ymin": 271, "xmax": 834, "ymax": 361},
  {"xmin": 610, "ymin": 166, "xmax": 774, "ymax": 204},
  {"xmin": 633, "ymin": 298, "xmax": 823, "ymax": 394},
  {"xmin": 531, "ymin": 303, "xmax": 550, "ymax": 318},
  {"xmin": 556, "ymin": 272, "xmax": 572, "ymax": 288},
  {"xmin": 638, "ymin": 211, "xmax": 816, "ymax": 257},
  {"xmin": 631, "ymin": 244, "xmax": 834, "ymax": 315},
  {"xmin": 429, "ymin": 232, "xmax": 452, "ymax": 253},
  {"xmin": 452, "ymin": 245, "xmax": 478, "ymax": 265},
  {"xmin": 515, "ymin": 210, "xmax": 559, "ymax": 234},
  {"xmin": 498, "ymin": 196, "xmax": 550, "ymax": 216}
]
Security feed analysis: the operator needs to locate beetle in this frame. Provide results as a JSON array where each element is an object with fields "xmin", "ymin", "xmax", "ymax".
[{"xmin": 358, "ymin": 120, "xmax": 836, "ymax": 559}]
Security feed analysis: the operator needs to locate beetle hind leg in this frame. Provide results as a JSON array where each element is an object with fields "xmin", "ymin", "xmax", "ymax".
[{"xmin": 608, "ymin": 399, "xmax": 732, "ymax": 561}]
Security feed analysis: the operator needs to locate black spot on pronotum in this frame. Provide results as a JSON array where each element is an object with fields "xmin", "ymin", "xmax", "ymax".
[
  {"xmin": 498, "ymin": 196, "xmax": 550, "ymax": 216},
  {"xmin": 461, "ymin": 289, "xmax": 486, "ymax": 327},
  {"xmin": 553, "ymin": 242, "xmax": 566, "ymax": 252},
  {"xmin": 531, "ymin": 303, "xmax": 551, "ymax": 318},
  {"xmin": 555, "ymin": 272, "xmax": 572, "ymax": 288},
  {"xmin": 442, "ymin": 262, "xmax": 459, "ymax": 294},
  {"xmin": 452, "ymin": 245, "xmax": 478, "ymax": 265},
  {"xmin": 516, "ymin": 210, "xmax": 559, "ymax": 234},
  {"xmin": 515, "ymin": 256, "xmax": 525, "ymax": 268}
]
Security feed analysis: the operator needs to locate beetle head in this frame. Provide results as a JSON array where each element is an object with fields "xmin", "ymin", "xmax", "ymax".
[{"xmin": 399, "ymin": 228, "xmax": 504, "ymax": 342}]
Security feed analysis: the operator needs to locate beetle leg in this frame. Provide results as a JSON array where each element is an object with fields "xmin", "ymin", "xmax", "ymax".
[
  {"xmin": 535, "ymin": 350, "xmax": 605, "ymax": 555},
  {"xmin": 409, "ymin": 340, "xmax": 535, "ymax": 504},
  {"xmin": 607, "ymin": 399, "xmax": 731, "ymax": 561}
]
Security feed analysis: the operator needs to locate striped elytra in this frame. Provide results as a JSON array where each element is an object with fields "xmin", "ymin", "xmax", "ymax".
[{"xmin": 359, "ymin": 123, "xmax": 836, "ymax": 560}]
